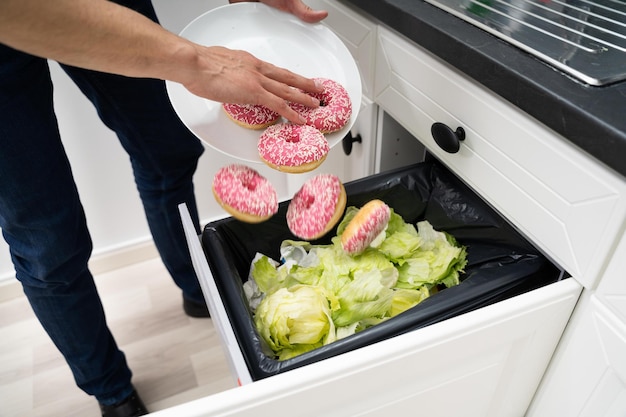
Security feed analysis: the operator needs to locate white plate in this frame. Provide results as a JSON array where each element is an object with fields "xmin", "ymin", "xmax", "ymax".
[{"xmin": 165, "ymin": 3, "xmax": 362, "ymax": 163}]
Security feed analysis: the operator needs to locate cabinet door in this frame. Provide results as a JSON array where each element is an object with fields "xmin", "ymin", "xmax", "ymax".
[
  {"xmin": 596, "ymin": 232, "xmax": 626, "ymax": 324},
  {"xmin": 374, "ymin": 26, "xmax": 626, "ymax": 289},
  {"xmin": 528, "ymin": 233, "xmax": 626, "ymax": 416},
  {"xmin": 527, "ymin": 293, "xmax": 626, "ymax": 417}
]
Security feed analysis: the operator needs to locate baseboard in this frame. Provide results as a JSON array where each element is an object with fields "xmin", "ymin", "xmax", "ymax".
[
  {"xmin": 88, "ymin": 239, "xmax": 159, "ymax": 276},
  {"xmin": 0, "ymin": 239, "xmax": 159, "ymax": 304},
  {"xmin": 0, "ymin": 279, "xmax": 23, "ymax": 303}
]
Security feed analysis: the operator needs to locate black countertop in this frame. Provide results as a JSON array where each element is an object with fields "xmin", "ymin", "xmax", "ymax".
[{"xmin": 340, "ymin": 0, "xmax": 626, "ymax": 179}]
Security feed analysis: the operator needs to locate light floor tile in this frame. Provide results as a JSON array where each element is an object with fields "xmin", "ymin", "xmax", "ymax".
[{"xmin": 0, "ymin": 257, "xmax": 232, "ymax": 416}]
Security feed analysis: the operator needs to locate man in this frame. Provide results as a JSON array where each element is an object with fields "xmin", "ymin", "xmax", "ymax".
[{"xmin": 0, "ymin": 0, "xmax": 327, "ymax": 415}]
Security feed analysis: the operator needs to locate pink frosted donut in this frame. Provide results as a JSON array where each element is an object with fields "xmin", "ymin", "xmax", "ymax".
[
  {"xmin": 341, "ymin": 200, "xmax": 391, "ymax": 255},
  {"xmin": 212, "ymin": 164, "xmax": 278, "ymax": 223},
  {"xmin": 222, "ymin": 103, "xmax": 280, "ymax": 129},
  {"xmin": 287, "ymin": 174, "xmax": 347, "ymax": 240},
  {"xmin": 258, "ymin": 123, "xmax": 329, "ymax": 173},
  {"xmin": 289, "ymin": 78, "xmax": 352, "ymax": 134}
]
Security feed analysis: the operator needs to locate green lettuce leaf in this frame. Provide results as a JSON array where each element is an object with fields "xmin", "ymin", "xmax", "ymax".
[
  {"xmin": 254, "ymin": 285, "xmax": 336, "ymax": 356},
  {"xmin": 250, "ymin": 254, "xmax": 281, "ymax": 294},
  {"xmin": 332, "ymin": 268, "xmax": 395, "ymax": 327},
  {"xmin": 390, "ymin": 286, "xmax": 430, "ymax": 317},
  {"xmin": 386, "ymin": 210, "xmax": 418, "ymax": 236},
  {"xmin": 415, "ymin": 221, "xmax": 467, "ymax": 287},
  {"xmin": 377, "ymin": 231, "xmax": 422, "ymax": 261},
  {"xmin": 396, "ymin": 257, "xmax": 432, "ymax": 289}
]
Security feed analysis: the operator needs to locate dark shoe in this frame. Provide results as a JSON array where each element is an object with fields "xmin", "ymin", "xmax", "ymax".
[
  {"xmin": 100, "ymin": 389, "xmax": 148, "ymax": 417},
  {"xmin": 183, "ymin": 296, "xmax": 210, "ymax": 318}
]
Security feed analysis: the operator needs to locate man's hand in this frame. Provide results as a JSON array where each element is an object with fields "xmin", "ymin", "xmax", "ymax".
[
  {"xmin": 216, "ymin": 0, "xmax": 327, "ymax": 122},
  {"xmin": 179, "ymin": 45, "xmax": 321, "ymax": 124},
  {"xmin": 229, "ymin": 0, "xmax": 328, "ymax": 23}
]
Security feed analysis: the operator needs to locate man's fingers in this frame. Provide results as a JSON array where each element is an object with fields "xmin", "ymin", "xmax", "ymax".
[
  {"xmin": 257, "ymin": 62, "xmax": 322, "ymax": 104},
  {"xmin": 289, "ymin": 2, "xmax": 328, "ymax": 23},
  {"xmin": 260, "ymin": 93, "xmax": 306, "ymax": 124}
]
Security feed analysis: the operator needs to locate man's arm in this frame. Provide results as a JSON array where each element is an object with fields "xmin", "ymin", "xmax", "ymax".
[{"xmin": 0, "ymin": 0, "xmax": 325, "ymax": 123}]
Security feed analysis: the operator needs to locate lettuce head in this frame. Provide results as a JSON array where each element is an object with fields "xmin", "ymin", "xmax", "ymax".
[{"xmin": 254, "ymin": 285, "xmax": 336, "ymax": 357}]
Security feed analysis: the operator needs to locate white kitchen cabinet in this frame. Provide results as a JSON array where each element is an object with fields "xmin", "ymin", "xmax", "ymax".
[
  {"xmin": 370, "ymin": 25, "xmax": 626, "ymax": 415},
  {"xmin": 373, "ymin": 26, "xmax": 626, "ymax": 291}
]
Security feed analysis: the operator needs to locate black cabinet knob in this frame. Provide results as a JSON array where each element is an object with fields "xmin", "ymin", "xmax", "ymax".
[
  {"xmin": 342, "ymin": 133, "xmax": 362, "ymax": 156},
  {"xmin": 431, "ymin": 122, "xmax": 465, "ymax": 153}
]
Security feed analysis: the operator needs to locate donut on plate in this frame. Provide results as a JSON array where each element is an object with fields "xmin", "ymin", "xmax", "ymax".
[
  {"xmin": 289, "ymin": 78, "xmax": 352, "ymax": 134},
  {"xmin": 341, "ymin": 199, "xmax": 391, "ymax": 255},
  {"xmin": 222, "ymin": 103, "xmax": 280, "ymax": 129},
  {"xmin": 212, "ymin": 164, "xmax": 278, "ymax": 223},
  {"xmin": 287, "ymin": 174, "xmax": 347, "ymax": 240},
  {"xmin": 258, "ymin": 123, "xmax": 329, "ymax": 173}
]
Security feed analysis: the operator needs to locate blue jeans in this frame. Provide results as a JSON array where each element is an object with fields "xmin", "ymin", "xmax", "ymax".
[{"xmin": 0, "ymin": 0, "xmax": 205, "ymax": 405}]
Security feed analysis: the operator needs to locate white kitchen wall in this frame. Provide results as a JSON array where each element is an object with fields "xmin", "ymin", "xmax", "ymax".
[{"xmin": 0, "ymin": 0, "xmax": 289, "ymax": 284}]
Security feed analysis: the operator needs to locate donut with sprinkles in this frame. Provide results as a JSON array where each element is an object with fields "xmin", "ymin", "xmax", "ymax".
[
  {"xmin": 289, "ymin": 78, "xmax": 352, "ymax": 134},
  {"xmin": 212, "ymin": 164, "xmax": 278, "ymax": 223},
  {"xmin": 222, "ymin": 103, "xmax": 280, "ymax": 129},
  {"xmin": 287, "ymin": 173, "xmax": 346, "ymax": 240},
  {"xmin": 258, "ymin": 123, "xmax": 329, "ymax": 173},
  {"xmin": 341, "ymin": 199, "xmax": 391, "ymax": 255}
]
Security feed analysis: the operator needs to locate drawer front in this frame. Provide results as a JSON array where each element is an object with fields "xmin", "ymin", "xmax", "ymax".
[
  {"xmin": 164, "ymin": 210, "xmax": 584, "ymax": 417},
  {"xmin": 179, "ymin": 204, "xmax": 252, "ymax": 386},
  {"xmin": 374, "ymin": 26, "xmax": 626, "ymax": 289},
  {"xmin": 307, "ymin": 0, "xmax": 376, "ymax": 99}
]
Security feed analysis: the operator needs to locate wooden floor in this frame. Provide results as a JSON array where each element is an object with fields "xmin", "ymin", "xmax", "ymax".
[{"xmin": 0, "ymin": 258, "xmax": 235, "ymax": 417}]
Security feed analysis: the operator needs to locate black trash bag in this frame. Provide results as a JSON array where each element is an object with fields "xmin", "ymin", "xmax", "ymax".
[{"xmin": 202, "ymin": 160, "xmax": 563, "ymax": 381}]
